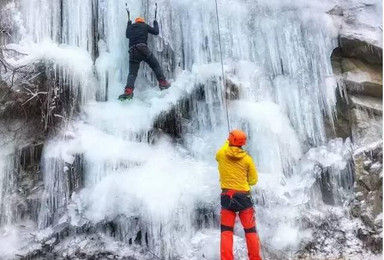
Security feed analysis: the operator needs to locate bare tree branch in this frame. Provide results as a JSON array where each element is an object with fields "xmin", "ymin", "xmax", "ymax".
[
  {"xmin": 0, "ymin": 57, "xmax": 9, "ymax": 72},
  {"xmin": 21, "ymin": 85, "xmax": 48, "ymax": 105}
]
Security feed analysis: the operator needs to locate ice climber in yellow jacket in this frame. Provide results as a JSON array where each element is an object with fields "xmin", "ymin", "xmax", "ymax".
[{"xmin": 216, "ymin": 129, "xmax": 262, "ymax": 260}]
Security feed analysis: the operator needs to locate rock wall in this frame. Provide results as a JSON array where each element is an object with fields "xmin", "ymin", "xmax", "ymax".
[
  {"xmin": 329, "ymin": 1, "xmax": 383, "ymax": 253},
  {"xmin": 352, "ymin": 142, "xmax": 382, "ymax": 253}
]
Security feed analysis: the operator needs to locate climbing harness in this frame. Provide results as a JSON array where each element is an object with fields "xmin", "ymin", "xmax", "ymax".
[
  {"xmin": 222, "ymin": 189, "xmax": 251, "ymax": 209},
  {"xmin": 214, "ymin": 0, "xmax": 231, "ymax": 132},
  {"xmin": 129, "ymin": 43, "xmax": 154, "ymax": 63}
]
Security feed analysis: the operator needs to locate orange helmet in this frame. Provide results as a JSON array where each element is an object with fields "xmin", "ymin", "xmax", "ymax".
[
  {"xmin": 228, "ymin": 130, "xmax": 247, "ymax": 147},
  {"xmin": 135, "ymin": 17, "xmax": 145, "ymax": 23}
]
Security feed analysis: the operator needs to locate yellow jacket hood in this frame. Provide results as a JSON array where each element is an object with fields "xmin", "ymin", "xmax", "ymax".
[{"xmin": 225, "ymin": 146, "xmax": 247, "ymax": 160}]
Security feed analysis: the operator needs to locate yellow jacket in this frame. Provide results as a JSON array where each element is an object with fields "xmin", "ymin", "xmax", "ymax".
[{"xmin": 215, "ymin": 141, "xmax": 258, "ymax": 191}]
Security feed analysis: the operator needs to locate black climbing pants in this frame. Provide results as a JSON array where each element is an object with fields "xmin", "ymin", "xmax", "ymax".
[{"xmin": 126, "ymin": 44, "xmax": 165, "ymax": 89}]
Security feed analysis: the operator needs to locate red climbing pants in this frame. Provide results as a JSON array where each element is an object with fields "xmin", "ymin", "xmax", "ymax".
[{"xmin": 220, "ymin": 190, "xmax": 262, "ymax": 260}]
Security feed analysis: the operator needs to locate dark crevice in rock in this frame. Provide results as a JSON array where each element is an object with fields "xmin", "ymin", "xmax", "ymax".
[
  {"xmin": 312, "ymin": 153, "xmax": 354, "ymax": 207},
  {"xmin": 331, "ymin": 46, "xmax": 383, "ymax": 99},
  {"xmin": 315, "ymin": 165, "xmax": 336, "ymax": 205},
  {"xmin": 345, "ymin": 80, "xmax": 383, "ymax": 99},
  {"xmin": 339, "ymin": 36, "xmax": 383, "ymax": 65},
  {"xmin": 153, "ymin": 84, "xmax": 204, "ymax": 141},
  {"xmin": 225, "ymin": 78, "xmax": 240, "ymax": 100},
  {"xmin": 324, "ymin": 87, "xmax": 352, "ymax": 140},
  {"xmin": 195, "ymin": 206, "xmax": 219, "ymax": 230},
  {"xmin": 20, "ymin": 143, "xmax": 44, "ymax": 172},
  {"xmin": 68, "ymin": 154, "xmax": 84, "ymax": 194},
  {"xmin": 153, "ymin": 78, "xmax": 239, "ymax": 142}
]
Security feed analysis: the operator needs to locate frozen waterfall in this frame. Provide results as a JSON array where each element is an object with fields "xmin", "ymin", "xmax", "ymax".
[{"xmin": 0, "ymin": 0, "xmax": 376, "ymax": 259}]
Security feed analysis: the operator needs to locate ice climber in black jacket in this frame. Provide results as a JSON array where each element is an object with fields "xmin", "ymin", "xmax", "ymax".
[{"xmin": 119, "ymin": 17, "xmax": 171, "ymax": 101}]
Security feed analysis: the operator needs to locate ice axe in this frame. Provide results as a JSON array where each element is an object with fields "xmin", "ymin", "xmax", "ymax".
[
  {"xmin": 155, "ymin": 3, "xmax": 158, "ymax": 20},
  {"xmin": 125, "ymin": 3, "xmax": 130, "ymax": 21}
]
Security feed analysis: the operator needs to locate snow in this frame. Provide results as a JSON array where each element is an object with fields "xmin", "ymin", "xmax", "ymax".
[
  {"xmin": 181, "ymin": 229, "xmax": 249, "ymax": 260},
  {"xmin": 0, "ymin": 223, "xmax": 37, "ymax": 260},
  {"xmin": 4, "ymin": 40, "xmax": 97, "ymax": 103},
  {"xmin": 231, "ymin": 100, "xmax": 302, "ymax": 176},
  {"xmin": 76, "ymin": 140, "xmax": 218, "ymax": 222},
  {"xmin": 6, "ymin": 41, "xmax": 93, "ymax": 76},
  {"xmin": 83, "ymin": 66, "xmax": 208, "ymax": 135},
  {"xmin": 269, "ymin": 224, "xmax": 301, "ymax": 251},
  {"xmin": 306, "ymin": 138, "xmax": 352, "ymax": 169},
  {"xmin": 0, "ymin": 226, "xmax": 20, "ymax": 258},
  {"xmin": 335, "ymin": 0, "xmax": 383, "ymax": 47},
  {"xmin": 354, "ymin": 140, "xmax": 383, "ymax": 156}
]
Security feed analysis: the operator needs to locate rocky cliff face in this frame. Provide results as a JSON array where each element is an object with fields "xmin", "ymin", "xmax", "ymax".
[
  {"xmin": 328, "ymin": 1, "xmax": 383, "ymax": 254},
  {"xmin": 0, "ymin": 0, "xmax": 82, "ymax": 235}
]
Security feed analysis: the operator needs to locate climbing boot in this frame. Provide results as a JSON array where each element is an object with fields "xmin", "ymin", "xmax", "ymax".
[
  {"xmin": 118, "ymin": 87, "xmax": 134, "ymax": 101},
  {"xmin": 158, "ymin": 79, "xmax": 171, "ymax": 91}
]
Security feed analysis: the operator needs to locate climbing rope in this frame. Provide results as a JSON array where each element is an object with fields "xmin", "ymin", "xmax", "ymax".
[{"xmin": 214, "ymin": 0, "xmax": 231, "ymax": 132}]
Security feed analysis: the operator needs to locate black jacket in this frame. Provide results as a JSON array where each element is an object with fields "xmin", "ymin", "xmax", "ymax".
[{"xmin": 126, "ymin": 20, "xmax": 159, "ymax": 47}]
